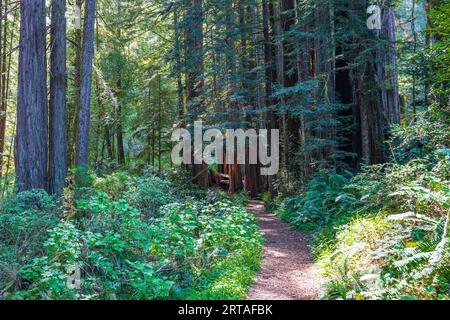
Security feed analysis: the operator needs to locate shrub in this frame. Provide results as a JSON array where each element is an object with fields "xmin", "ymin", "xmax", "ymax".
[
  {"xmin": 124, "ymin": 175, "xmax": 176, "ymax": 217},
  {"xmin": 204, "ymin": 189, "xmax": 249, "ymax": 207},
  {"xmin": 9, "ymin": 189, "xmax": 262, "ymax": 301},
  {"xmin": 318, "ymin": 119, "xmax": 449, "ymax": 299},
  {"xmin": 275, "ymin": 170, "xmax": 354, "ymax": 231},
  {"xmin": 278, "ymin": 116, "xmax": 449, "ymax": 300},
  {"xmin": 161, "ymin": 200, "xmax": 263, "ymax": 299},
  {"xmin": 17, "ymin": 192, "xmax": 175, "ymax": 300},
  {"xmin": 92, "ymin": 172, "xmax": 131, "ymax": 199},
  {"xmin": 314, "ymin": 215, "xmax": 394, "ymax": 300},
  {"xmin": 390, "ymin": 115, "xmax": 449, "ymax": 164},
  {"xmin": 0, "ymin": 190, "xmax": 59, "ymax": 297}
]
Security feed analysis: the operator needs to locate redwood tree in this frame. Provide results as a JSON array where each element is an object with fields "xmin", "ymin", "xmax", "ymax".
[
  {"xmin": 15, "ymin": 0, "xmax": 48, "ymax": 191},
  {"xmin": 49, "ymin": 0, "xmax": 68, "ymax": 195},
  {"xmin": 185, "ymin": 0, "xmax": 209, "ymax": 187},
  {"xmin": 76, "ymin": 0, "xmax": 96, "ymax": 174}
]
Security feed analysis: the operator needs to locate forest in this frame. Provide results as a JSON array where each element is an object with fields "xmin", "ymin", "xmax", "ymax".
[{"xmin": 0, "ymin": 0, "xmax": 448, "ymax": 301}]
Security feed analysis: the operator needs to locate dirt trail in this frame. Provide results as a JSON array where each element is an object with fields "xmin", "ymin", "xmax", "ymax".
[{"xmin": 246, "ymin": 200, "xmax": 321, "ymax": 300}]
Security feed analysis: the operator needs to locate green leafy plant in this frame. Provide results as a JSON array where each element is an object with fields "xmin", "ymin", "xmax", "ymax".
[
  {"xmin": 0, "ymin": 190, "xmax": 59, "ymax": 297},
  {"xmin": 2, "ymin": 175, "xmax": 262, "ymax": 301}
]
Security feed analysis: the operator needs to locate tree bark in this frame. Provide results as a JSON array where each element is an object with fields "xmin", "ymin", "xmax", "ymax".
[
  {"xmin": 15, "ymin": 0, "xmax": 48, "ymax": 191},
  {"xmin": 115, "ymin": 77, "xmax": 125, "ymax": 165},
  {"xmin": 69, "ymin": 0, "xmax": 84, "ymax": 168},
  {"xmin": 76, "ymin": 0, "xmax": 96, "ymax": 171},
  {"xmin": 225, "ymin": 0, "xmax": 242, "ymax": 193},
  {"xmin": 281, "ymin": 0, "xmax": 302, "ymax": 185},
  {"xmin": 174, "ymin": 8, "xmax": 185, "ymax": 120},
  {"xmin": 384, "ymin": 3, "xmax": 400, "ymax": 124},
  {"xmin": 185, "ymin": 0, "xmax": 209, "ymax": 187},
  {"xmin": 0, "ymin": 1, "xmax": 16, "ymax": 179},
  {"xmin": 0, "ymin": 0, "xmax": 5, "ymax": 179},
  {"xmin": 49, "ymin": 0, "xmax": 68, "ymax": 195}
]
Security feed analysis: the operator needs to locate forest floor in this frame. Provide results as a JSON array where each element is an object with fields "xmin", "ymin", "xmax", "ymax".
[{"xmin": 246, "ymin": 200, "xmax": 321, "ymax": 300}]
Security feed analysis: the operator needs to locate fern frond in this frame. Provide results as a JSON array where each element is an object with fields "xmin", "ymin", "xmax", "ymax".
[{"xmin": 387, "ymin": 212, "xmax": 440, "ymax": 225}]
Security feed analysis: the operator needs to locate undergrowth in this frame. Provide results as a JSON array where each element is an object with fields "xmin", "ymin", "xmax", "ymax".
[
  {"xmin": 271, "ymin": 114, "xmax": 449, "ymax": 300},
  {"xmin": 0, "ymin": 171, "xmax": 262, "ymax": 300}
]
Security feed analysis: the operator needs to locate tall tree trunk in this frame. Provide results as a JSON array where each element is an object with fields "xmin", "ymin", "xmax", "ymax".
[
  {"xmin": 0, "ymin": 5, "xmax": 17, "ymax": 183},
  {"xmin": 411, "ymin": 0, "xmax": 418, "ymax": 122},
  {"xmin": 384, "ymin": 3, "xmax": 400, "ymax": 124},
  {"xmin": 224, "ymin": 0, "xmax": 242, "ymax": 193},
  {"xmin": 105, "ymin": 127, "xmax": 114, "ymax": 161},
  {"xmin": 115, "ymin": 76, "xmax": 125, "ymax": 165},
  {"xmin": 0, "ymin": 0, "xmax": 5, "ymax": 179},
  {"xmin": 424, "ymin": 0, "xmax": 431, "ymax": 107},
  {"xmin": 295, "ymin": 0, "xmax": 311, "ymax": 182},
  {"xmin": 158, "ymin": 74, "xmax": 162, "ymax": 173},
  {"xmin": 185, "ymin": 0, "xmax": 209, "ymax": 187},
  {"xmin": 93, "ymin": 2, "xmax": 102, "ymax": 169},
  {"xmin": 49, "ymin": 0, "xmax": 68, "ymax": 195},
  {"xmin": 348, "ymin": 0, "xmax": 387, "ymax": 164},
  {"xmin": 116, "ymin": 108, "xmax": 125, "ymax": 165},
  {"xmin": 114, "ymin": 2, "xmax": 125, "ymax": 166},
  {"xmin": 377, "ymin": 1, "xmax": 400, "ymax": 127},
  {"xmin": 76, "ymin": 0, "xmax": 96, "ymax": 172},
  {"xmin": 69, "ymin": 0, "xmax": 84, "ymax": 168},
  {"xmin": 358, "ymin": 70, "xmax": 371, "ymax": 163},
  {"xmin": 0, "ymin": 0, "xmax": 15, "ymax": 179},
  {"xmin": 174, "ymin": 8, "xmax": 184, "ymax": 120},
  {"xmin": 281, "ymin": 0, "xmax": 302, "ymax": 186},
  {"xmin": 240, "ymin": 1, "xmax": 261, "ymax": 198},
  {"xmin": 15, "ymin": 0, "xmax": 48, "ymax": 191},
  {"xmin": 262, "ymin": 0, "xmax": 276, "ymax": 194}
]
